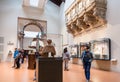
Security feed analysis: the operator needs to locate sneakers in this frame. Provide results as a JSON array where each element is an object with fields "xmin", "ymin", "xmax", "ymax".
[
  {"xmin": 15, "ymin": 67, "xmax": 20, "ymax": 69},
  {"xmin": 66, "ymin": 69, "xmax": 69, "ymax": 71},
  {"xmin": 12, "ymin": 66, "xmax": 15, "ymax": 68},
  {"xmin": 33, "ymin": 77, "xmax": 36, "ymax": 81},
  {"xmin": 86, "ymin": 80, "xmax": 89, "ymax": 82},
  {"xmin": 64, "ymin": 69, "xmax": 69, "ymax": 71}
]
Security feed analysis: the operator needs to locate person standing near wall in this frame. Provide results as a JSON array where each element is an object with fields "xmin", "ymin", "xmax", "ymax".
[
  {"xmin": 21, "ymin": 49, "xmax": 25, "ymax": 64},
  {"xmin": 63, "ymin": 47, "xmax": 70, "ymax": 71},
  {"xmin": 12, "ymin": 48, "xmax": 19, "ymax": 68},
  {"xmin": 7, "ymin": 50, "xmax": 12, "ymax": 62},
  {"xmin": 81, "ymin": 45, "xmax": 93, "ymax": 82},
  {"xmin": 15, "ymin": 48, "xmax": 22, "ymax": 69}
]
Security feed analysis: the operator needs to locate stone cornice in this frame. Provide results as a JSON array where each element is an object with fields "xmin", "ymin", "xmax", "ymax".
[{"xmin": 65, "ymin": 0, "xmax": 107, "ymax": 36}]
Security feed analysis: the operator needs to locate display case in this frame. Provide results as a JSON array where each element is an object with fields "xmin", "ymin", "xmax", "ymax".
[
  {"xmin": 69, "ymin": 44, "xmax": 79, "ymax": 64},
  {"xmin": 79, "ymin": 42, "xmax": 91, "ymax": 57},
  {"xmin": 69, "ymin": 44, "xmax": 79, "ymax": 58},
  {"xmin": 90, "ymin": 38, "xmax": 111, "ymax": 60}
]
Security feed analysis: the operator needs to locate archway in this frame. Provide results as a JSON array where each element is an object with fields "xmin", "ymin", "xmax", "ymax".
[{"xmin": 17, "ymin": 17, "xmax": 47, "ymax": 49}]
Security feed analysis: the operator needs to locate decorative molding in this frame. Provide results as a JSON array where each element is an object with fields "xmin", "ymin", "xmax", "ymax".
[
  {"xmin": 65, "ymin": 0, "xmax": 107, "ymax": 36},
  {"xmin": 18, "ymin": 31, "xmax": 25, "ymax": 39},
  {"xmin": 83, "ymin": 11, "xmax": 98, "ymax": 27},
  {"xmin": 76, "ymin": 18, "xmax": 87, "ymax": 30}
]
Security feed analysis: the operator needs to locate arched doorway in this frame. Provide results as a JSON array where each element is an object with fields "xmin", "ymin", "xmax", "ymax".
[{"xmin": 17, "ymin": 17, "xmax": 47, "ymax": 49}]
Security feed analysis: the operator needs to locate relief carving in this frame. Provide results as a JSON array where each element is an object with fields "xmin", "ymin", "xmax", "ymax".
[
  {"xmin": 93, "ymin": 7, "xmax": 106, "ymax": 24},
  {"xmin": 71, "ymin": 23, "xmax": 78, "ymax": 34},
  {"xmin": 67, "ymin": 25, "xmax": 75, "ymax": 35},
  {"xmin": 18, "ymin": 31, "xmax": 25, "ymax": 39},
  {"xmin": 76, "ymin": 18, "xmax": 89, "ymax": 29},
  {"xmin": 83, "ymin": 11, "xmax": 98, "ymax": 27},
  {"xmin": 95, "ymin": 0, "xmax": 107, "ymax": 8},
  {"xmin": 65, "ymin": 0, "xmax": 107, "ymax": 36},
  {"xmin": 93, "ymin": 0, "xmax": 107, "ymax": 24}
]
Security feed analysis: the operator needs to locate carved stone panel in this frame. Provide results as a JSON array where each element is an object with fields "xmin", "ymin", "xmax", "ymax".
[
  {"xmin": 93, "ymin": 7, "xmax": 107, "ymax": 25},
  {"xmin": 71, "ymin": 23, "xmax": 78, "ymax": 35},
  {"xmin": 67, "ymin": 25, "xmax": 75, "ymax": 35},
  {"xmin": 65, "ymin": 0, "xmax": 107, "ymax": 37},
  {"xmin": 83, "ymin": 11, "xmax": 98, "ymax": 27},
  {"xmin": 76, "ymin": 18, "xmax": 89, "ymax": 29}
]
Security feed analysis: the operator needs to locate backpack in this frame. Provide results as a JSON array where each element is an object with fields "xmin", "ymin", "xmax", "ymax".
[{"xmin": 83, "ymin": 51, "xmax": 93, "ymax": 62}]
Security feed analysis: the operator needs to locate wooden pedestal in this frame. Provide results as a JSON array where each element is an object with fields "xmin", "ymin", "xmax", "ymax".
[
  {"xmin": 36, "ymin": 57, "xmax": 63, "ymax": 82},
  {"xmin": 28, "ymin": 54, "xmax": 35, "ymax": 69}
]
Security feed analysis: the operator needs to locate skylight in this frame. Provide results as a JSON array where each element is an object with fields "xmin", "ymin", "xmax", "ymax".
[{"xmin": 30, "ymin": 0, "xmax": 39, "ymax": 7}]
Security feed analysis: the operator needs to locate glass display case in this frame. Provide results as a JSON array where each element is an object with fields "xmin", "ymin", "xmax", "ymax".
[
  {"xmin": 90, "ymin": 38, "xmax": 111, "ymax": 60},
  {"xmin": 79, "ymin": 42, "xmax": 91, "ymax": 57},
  {"xmin": 69, "ymin": 45, "xmax": 79, "ymax": 58}
]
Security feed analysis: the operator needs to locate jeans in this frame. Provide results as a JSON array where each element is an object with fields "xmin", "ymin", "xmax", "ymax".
[
  {"xmin": 84, "ymin": 62, "xmax": 91, "ymax": 80},
  {"xmin": 16, "ymin": 58, "xmax": 20, "ymax": 68},
  {"xmin": 64, "ymin": 59, "xmax": 69, "ymax": 70}
]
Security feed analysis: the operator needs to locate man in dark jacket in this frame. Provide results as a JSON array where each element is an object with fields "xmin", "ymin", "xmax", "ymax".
[{"xmin": 81, "ymin": 45, "xmax": 93, "ymax": 82}]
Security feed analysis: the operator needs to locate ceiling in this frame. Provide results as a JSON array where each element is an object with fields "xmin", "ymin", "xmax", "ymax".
[
  {"xmin": 50, "ymin": 0, "xmax": 65, "ymax": 6},
  {"xmin": 22, "ymin": 0, "xmax": 65, "ymax": 9},
  {"xmin": 23, "ymin": 0, "xmax": 47, "ymax": 9}
]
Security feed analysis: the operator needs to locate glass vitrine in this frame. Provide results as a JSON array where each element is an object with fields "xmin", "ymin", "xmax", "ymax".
[
  {"xmin": 79, "ymin": 42, "xmax": 91, "ymax": 58},
  {"xmin": 69, "ymin": 45, "xmax": 79, "ymax": 58},
  {"xmin": 90, "ymin": 38, "xmax": 111, "ymax": 60}
]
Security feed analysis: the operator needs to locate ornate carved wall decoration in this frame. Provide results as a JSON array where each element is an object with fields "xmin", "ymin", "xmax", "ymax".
[
  {"xmin": 71, "ymin": 23, "xmax": 79, "ymax": 35},
  {"xmin": 93, "ymin": 7, "xmax": 107, "ymax": 25},
  {"xmin": 18, "ymin": 31, "xmax": 25, "ymax": 40},
  {"xmin": 67, "ymin": 25, "xmax": 75, "ymax": 35},
  {"xmin": 83, "ymin": 11, "xmax": 98, "ymax": 27},
  {"xmin": 65, "ymin": 0, "xmax": 107, "ymax": 36},
  {"xmin": 76, "ymin": 18, "xmax": 89, "ymax": 30}
]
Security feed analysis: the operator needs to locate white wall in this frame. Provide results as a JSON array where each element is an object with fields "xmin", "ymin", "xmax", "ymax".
[
  {"xmin": 60, "ymin": 0, "xmax": 75, "ymax": 46},
  {"xmin": 105, "ymin": 0, "xmax": 120, "ymax": 72},
  {"xmin": 0, "ymin": 0, "xmax": 61, "ymax": 61},
  {"xmin": 61, "ymin": 0, "xmax": 120, "ymax": 72}
]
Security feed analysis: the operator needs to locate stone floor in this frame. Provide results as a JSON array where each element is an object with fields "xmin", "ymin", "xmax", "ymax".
[{"xmin": 0, "ymin": 60, "xmax": 120, "ymax": 82}]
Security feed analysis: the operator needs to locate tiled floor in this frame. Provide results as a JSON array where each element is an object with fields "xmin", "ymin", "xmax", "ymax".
[{"xmin": 0, "ymin": 60, "xmax": 120, "ymax": 82}]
